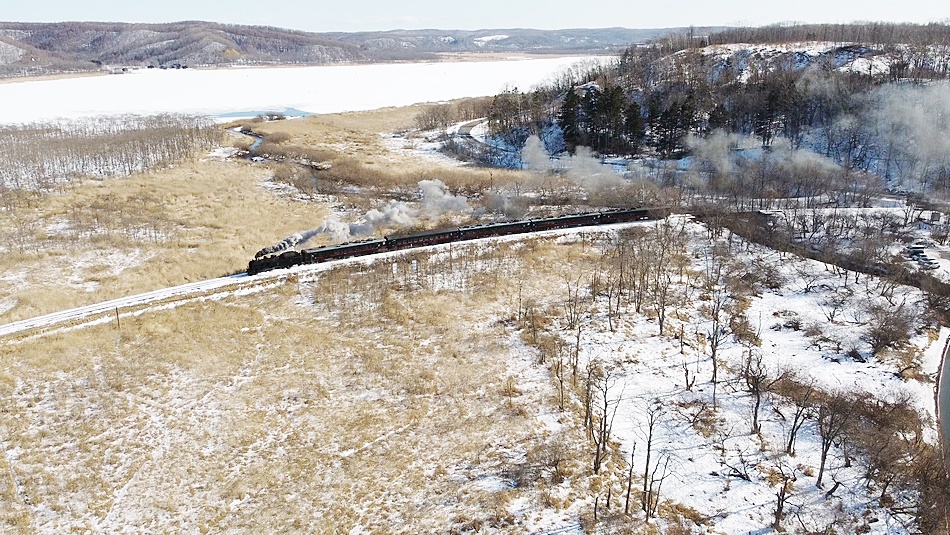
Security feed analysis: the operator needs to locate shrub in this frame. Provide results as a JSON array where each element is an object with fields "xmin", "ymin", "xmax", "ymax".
[{"xmin": 865, "ymin": 304, "xmax": 915, "ymax": 355}]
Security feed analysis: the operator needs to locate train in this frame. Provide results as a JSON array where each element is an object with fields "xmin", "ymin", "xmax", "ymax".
[{"xmin": 246, "ymin": 207, "xmax": 665, "ymax": 275}]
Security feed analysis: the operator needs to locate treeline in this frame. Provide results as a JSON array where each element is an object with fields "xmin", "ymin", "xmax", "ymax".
[
  {"xmin": 707, "ymin": 22, "xmax": 950, "ymax": 48},
  {"xmin": 485, "ymin": 22, "xmax": 950, "ymax": 194},
  {"xmin": 0, "ymin": 115, "xmax": 220, "ymax": 195},
  {"xmin": 508, "ymin": 217, "xmax": 949, "ymax": 530},
  {"xmin": 413, "ymin": 98, "xmax": 494, "ymax": 132}
]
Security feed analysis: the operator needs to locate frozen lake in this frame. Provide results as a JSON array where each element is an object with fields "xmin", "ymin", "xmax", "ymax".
[{"xmin": 0, "ymin": 57, "xmax": 607, "ymax": 124}]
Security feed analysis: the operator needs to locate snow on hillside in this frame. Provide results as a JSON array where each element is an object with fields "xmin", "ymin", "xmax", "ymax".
[
  {"xmin": 0, "ymin": 40, "xmax": 25, "ymax": 65},
  {"xmin": 0, "ymin": 56, "xmax": 608, "ymax": 124},
  {"xmin": 475, "ymin": 35, "xmax": 510, "ymax": 46},
  {"xmin": 693, "ymin": 42, "xmax": 909, "ymax": 81}
]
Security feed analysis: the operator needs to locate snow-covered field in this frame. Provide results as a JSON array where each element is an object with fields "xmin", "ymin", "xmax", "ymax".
[
  {"xmin": 2, "ymin": 219, "xmax": 941, "ymax": 532},
  {"xmin": 0, "ymin": 57, "xmax": 607, "ymax": 124},
  {"xmin": 1, "ymin": 50, "xmax": 946, "ymax": 532}
]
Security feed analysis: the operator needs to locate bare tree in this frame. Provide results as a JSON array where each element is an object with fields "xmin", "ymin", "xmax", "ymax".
[
  {"xmin": 564, "ymin": 274, "xmax": 585, "ymax": 330},
  {"xmin": 620, "ymin": 228, "xmax": 652, "ymax": 314},
  {"xmin": 590, "ymin": 362, "xmax": 624, "ymax": 474},
  {"xmin": 772, "ymin": 460, "xmax": 796, "ymax": 532},
  {"xmin": 645, "ymin": 453, "xmax": 671, "ymax": 521},
  {"xmin": 849, "ymin": 393, "xmax": 922, "ymax": 506},
  {"xmin": 865, "ymin": 303, "xmax": 915, "ymax": 356},
  {"xmin": 774, "ymin": 374, "xmax": 816, "ymax": 456},
  {"xmin": 0, "ymin": 115, "xmax": 219, "ymax": 192},
  {"xmin": 624, "ymin": 443, "xmax": 637, "ymax": 515},
  {"xmin": 639, "ymin": 400, "xmax": 667, "ymax": 521},
  {"xmin": 818, "ymin": 288, "xmax": 852, "ymax": 323},
  {"xmin": 650, "ymin": 220, "xmax": 688, "ymax": 336},
  {"xmin": 553, "ymin": 347, "xmax": 567, "ymax": 411},
  {"xmin": 651, "ymin": 268, "xmax": 675, "ymax": 336},
  {"xmin": 682, "ymin": 359, "xmax": 697, "ymax": 391},
  {"xmin": 816, "ymin": 392, "xmax": 853, "ymax": 488},
  {"xmin": 703, "ymin": 280, "xmax": 731, "ymax": 389},
  {"xmin": 743, "ymin": 349, "xmax": 769, "ymax": 434},
  {"xmin": 414, "ymin": 103, "xmax": 455, "ymax": 132}
]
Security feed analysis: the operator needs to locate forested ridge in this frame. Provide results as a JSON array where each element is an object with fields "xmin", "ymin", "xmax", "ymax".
[
  {"xmin": 0, "ymin": 21, "xmax": 363, "ymax": 77},
  {"xmin": 485, "ymin": 22, "xmax": 950, "ymax": 196},
  {"xmin": 0, "ymin": 21, "xmax": 683, "ymax": 78}
]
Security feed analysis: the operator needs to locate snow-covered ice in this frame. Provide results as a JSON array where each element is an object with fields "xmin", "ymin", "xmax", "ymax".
[{"xmin": 0, "ymin": 57, "xmax": 608, "ymax": 124}]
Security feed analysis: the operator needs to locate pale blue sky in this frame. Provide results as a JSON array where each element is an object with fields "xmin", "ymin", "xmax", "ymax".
[{"xmin": 2, "ymin": 0, "xmax": 947, "ymax": 32}]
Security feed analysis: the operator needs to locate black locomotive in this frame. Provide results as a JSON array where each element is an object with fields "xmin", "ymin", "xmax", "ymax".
[{"xmin": 247, "ymin": 208, "xmax": 664, "ymax": 275}]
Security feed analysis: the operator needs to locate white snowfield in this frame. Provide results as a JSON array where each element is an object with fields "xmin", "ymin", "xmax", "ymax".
[
  {"xmin": 2, "ymin": 216, "xmax": 942, "ymax": 532},
  {"xmin": 0, "ymin": 56, "xmax": 607, "ymax": 124}
]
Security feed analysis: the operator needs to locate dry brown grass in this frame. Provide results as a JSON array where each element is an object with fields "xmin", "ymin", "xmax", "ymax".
[
  {"xmin": 262, "ymin": 106, "xmax": 426, "ymax": 136},
  {"xmin": 244, "ymin": 101, "xmax": 528, "ymax": 193},
  {"xmin": 0, "ymin": 231, "xmax": 627, "ymax": 532},
  {"xmin": 0, "ymin": 71, "xmax": 107, "ymax": 85},
  {"xmin": 0, "ymin": 157, "xmax": 331, "ymax": 322},
  {"xmin": 0, "ymin": 99, "xmax": 665, "ymax": 532},
  {"xmin": 4, "ymin": 102, "xmax": 532, "ymax": 324}
]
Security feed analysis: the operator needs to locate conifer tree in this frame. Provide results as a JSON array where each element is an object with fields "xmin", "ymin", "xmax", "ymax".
[{"xmin": 558, "ymin": 89, "xmax": 583, "ymax": 154}]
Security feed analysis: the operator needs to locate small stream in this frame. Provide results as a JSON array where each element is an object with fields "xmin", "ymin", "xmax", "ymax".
[
  {"xmin": 249, "ymin": 135, "xmax": 263, "ymax": 152},
  {"xmin": 230, "ymin": 126, "xmax": 264, "ymax": 153}
]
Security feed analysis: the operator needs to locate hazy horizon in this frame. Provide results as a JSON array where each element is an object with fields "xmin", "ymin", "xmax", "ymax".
[{"xmin": 3, "ymin": 0, "xmax": 946, "ymax": 34}]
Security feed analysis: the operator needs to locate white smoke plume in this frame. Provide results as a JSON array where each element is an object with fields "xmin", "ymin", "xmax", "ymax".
[
  {"xmin": 348, "ymin": 200, "xmax": 416, "ymax": 236},
  {"xmin": 482, "ymin": 191, "xmax": 526, "ymax": 219},
  {"xmin": 865, "ymin": 81, "xmax": 950, "ymax": 188},
  {"xmin": 255, "ymin": 180, "xmax": 472, "ymax": 257},
  {"xmin": 521, "ymin": 135, "xmax": 553, "ymax": 172},
  {"xmin": 769, "ymin": 137, "xmax": 841, "ymax": 175},
  {"xmin": 687, "ymin": 129, "xmax": 840, "ymax": 189},
  {"xmin": 686, "ymin": 130, "xmax": 747, "ymax": 176},
  {"xmin": 418, "ymin": 179, "xmax": 471, "ymax": 215},
  {"xmin": 254, "ymin": 227, "xmax": 324, "ymax": 258},
  {"xmin": 563, "ymin": 146, "xmax": 625, "ymax": 191},
  {"xmin": 520, "ymin": 135, "xmax": 625, "ymax": 197},
  {"xmin": 319, "ymin": 219, "xmax": 354, "ymax": 242}
]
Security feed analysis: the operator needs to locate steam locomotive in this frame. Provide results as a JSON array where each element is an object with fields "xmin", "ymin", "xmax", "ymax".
[{"xmin": 247, "ymin": 208, "xmax": 663, "ymax": 275}]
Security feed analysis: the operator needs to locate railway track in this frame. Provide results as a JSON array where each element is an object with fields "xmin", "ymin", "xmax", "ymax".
[
  {"xmin": 0, "ymin": 211, "xmax": 665, "ymax": 339},
  {"xmin": 0, "ymin": 275, "xmax": 253, "ymax": 339}
]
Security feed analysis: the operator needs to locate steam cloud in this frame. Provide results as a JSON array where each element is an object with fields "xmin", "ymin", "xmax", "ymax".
[
  {"xmin": 865, "ymin": 81, "xmax": 950, "ymax": 188},
  {"xmin": 687, "ymin": 130, "xmax": 841, "ymax": 185},
  {"xmin": 521, "ymin": 136, "xmax": 552, "ymax": 171},
  {"xmin": 520, "ymin": 135, "xmax": 625, "ymax": 195},
  {"xmin": 254, "ymin": 179, "xmax": 471, "ymax": 257},
  {"xmin": 419, "ymin": 179, "xmax": 470, "ymax": 214}
]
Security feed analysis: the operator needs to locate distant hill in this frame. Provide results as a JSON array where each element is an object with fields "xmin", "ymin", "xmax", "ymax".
[
  {"xmin": 0, "ymin": 22, "xmax": 362, "ymax": 76},
  {"xmin": 0, "ymin": 21, "xmax": 693, "ymax": 78},
  {"xmin": 320, "ymin": 27, "xmax": 686, "ymax": 60}
]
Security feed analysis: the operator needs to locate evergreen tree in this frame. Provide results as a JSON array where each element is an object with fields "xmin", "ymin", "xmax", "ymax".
[
  {"xmin": 599, "ymin": 85, "xmax": 627, "ymax": 154},
  {"xmin": 623, "ymin": 102, "xmax": 645, "ymax": 156},
  {"xmin": 649, "ymin": 92, "xmax": 696, "ymax": 159},
  {"xmin": 582, "ymin": 86, "xmax": 602, "ymax": 150},
  {"xmin": 558, "ymin": 89, "xmax": 583, "ymax": 154}
]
